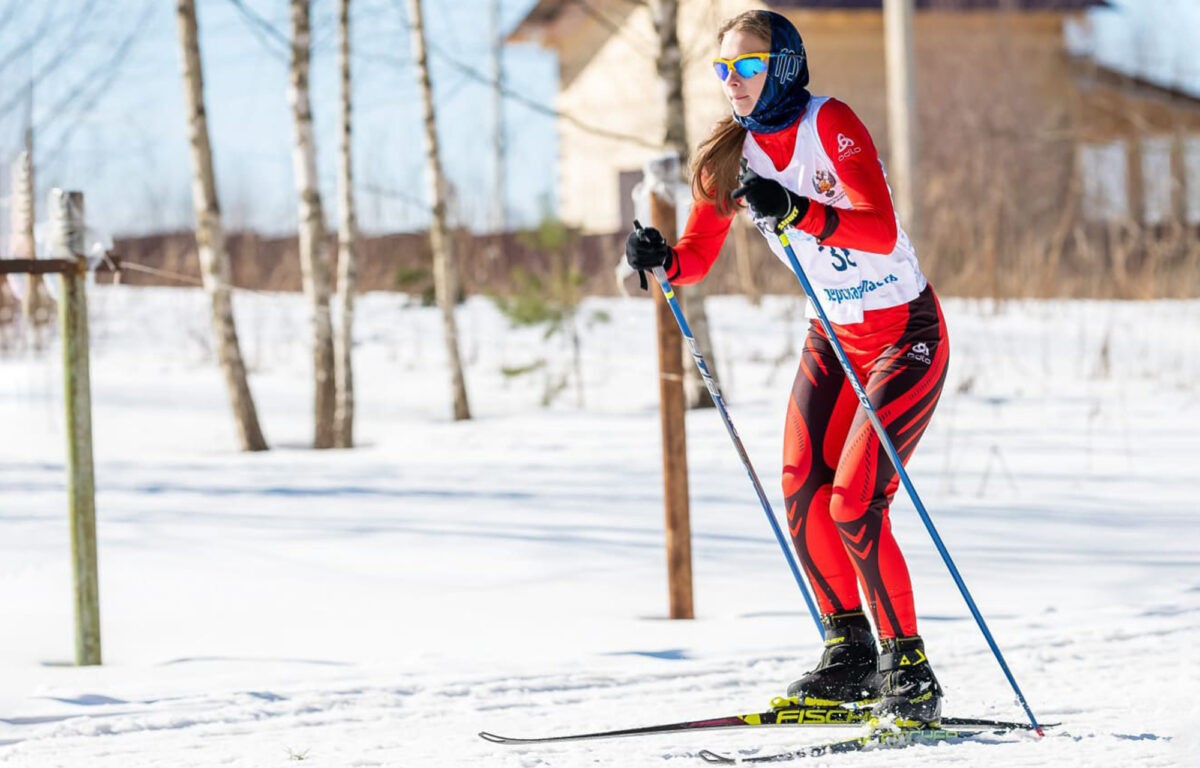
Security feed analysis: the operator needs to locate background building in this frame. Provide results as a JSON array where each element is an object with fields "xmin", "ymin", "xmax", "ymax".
[{"xmin": 512, "ymin": 0, "xmax": 1200, "ymax": 298}]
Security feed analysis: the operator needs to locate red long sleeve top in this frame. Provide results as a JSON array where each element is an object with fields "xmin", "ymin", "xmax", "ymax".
[{"xmin": 670, "ymin": 98, "xmax": 899, "ymax": 286}]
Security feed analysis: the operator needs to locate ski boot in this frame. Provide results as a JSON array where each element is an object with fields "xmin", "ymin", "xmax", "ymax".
[
  {"xmin": 783, "ymin": 611, "xmax": 880, "ymax": 707},
  {"xmin": 876, "ymin": 635, "xmax": 943, "ymax": 728}
]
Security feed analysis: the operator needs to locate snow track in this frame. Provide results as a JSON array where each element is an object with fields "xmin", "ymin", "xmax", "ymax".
[{"xmin": 2, "ymin": 288, "xmax": 1197, "ymax": 766}]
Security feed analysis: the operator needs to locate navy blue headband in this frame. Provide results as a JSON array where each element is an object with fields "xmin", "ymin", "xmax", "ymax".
[{"xmin": 732, "ymin": 11, "xmax": 811, "ymax": 134}]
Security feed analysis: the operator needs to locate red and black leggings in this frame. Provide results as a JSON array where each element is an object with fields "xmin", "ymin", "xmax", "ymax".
[{"xmin": 782, "ymin": 284, "xmax": 949, "ymax": 640}]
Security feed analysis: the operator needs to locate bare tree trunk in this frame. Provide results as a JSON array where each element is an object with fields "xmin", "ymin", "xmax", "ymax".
[
  {"xmin": 12, "ymin": 141, "xmax": 56, "ymax": 341},
  {"xmin": 407, "ymin": 0, "xmax": 470, "ymax": 420},
  {"xmin": 288, "ymin": 0, "xmax": 337, "ymax": 447},
  {"xmin": 732, "ymin": 216, "xmax": 760, "ymax": 306},
  {"xmin": 651, "ymin": 0, "xmax": 687, "ymax": 165},
  {"xmin": 334, "ymin": 0, "xmax": 358, "ymax": 448},
  {"xmin": 176, "ymin": 0, "xmax": 267, "ymax": 452},
  {"xmin": 3, "ymin": 150, "xmax": 31, "ymax": 343},
  {"xmin": 489, "ymin": 0, "xmax": 506, "ymax": 233},
  {"xmin": 0, "ymin": 276, "xmax": 18, "ymax": 348},
  {"xmin": 649, "ymin": 0, "xmax": 715, "ymax": 409}
]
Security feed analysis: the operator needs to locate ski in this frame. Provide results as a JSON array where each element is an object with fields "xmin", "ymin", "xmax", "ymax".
[
  {"xmin": 478, "ymin": 703, "xmax": 1047, "ymax": 745},
  {"xmin": 697, "ymin": 726, "xmax": 1002, "ymax": 764}
]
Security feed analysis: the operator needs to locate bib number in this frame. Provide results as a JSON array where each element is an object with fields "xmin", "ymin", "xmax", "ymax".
[{"xmin": 819, "ymin": 245, "xmax": 857, "ymax": 272}]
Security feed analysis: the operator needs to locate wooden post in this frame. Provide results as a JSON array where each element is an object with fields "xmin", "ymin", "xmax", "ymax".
[
  {"xmin": 646, "ymin": 159, "xmax": 693, "ymax": 620},
  {"xmin": 884, "ymin": 0, "xmax": 918, "ymax": 239},
  {"xmin": 51, "ymin": 189, "xmax": 101, "ymax": 666}
]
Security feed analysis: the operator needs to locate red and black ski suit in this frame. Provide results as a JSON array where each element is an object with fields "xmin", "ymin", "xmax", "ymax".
[{"xmin": 668, "ymin": 99, "xmax": 949, "ymax": 640}]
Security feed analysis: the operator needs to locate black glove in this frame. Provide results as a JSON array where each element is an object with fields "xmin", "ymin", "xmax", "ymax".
[
  {"xmin": 733, "ymin": 163, "xmax": 810, "ymax": 233},
  {"xmin": 625, "ymin": 222, "xmax": 675, "ymax": 289}
]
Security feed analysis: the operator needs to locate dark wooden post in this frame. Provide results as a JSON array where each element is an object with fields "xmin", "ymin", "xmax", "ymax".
[
  {"xmin": 52, "ymin": 189, "xmax": 102, "ymax": 666},
  {"xmin": 646, "ymin": 158, "xmax": 693, "ymax": 620}
]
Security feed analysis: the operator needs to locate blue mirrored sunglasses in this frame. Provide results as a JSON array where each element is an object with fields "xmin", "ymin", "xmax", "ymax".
[{"xmin": 712, "ymin": 53, "xmax": 770, "ymax": 81}]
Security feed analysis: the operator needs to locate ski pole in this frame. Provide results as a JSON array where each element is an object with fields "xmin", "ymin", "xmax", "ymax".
[
  {"xmin": 633, "ymin": 221, "xmax": 823, "ymax": 638},
  {"xmin": 773, "ymin": 226, "xmax": 1044, "ymax": 735}
]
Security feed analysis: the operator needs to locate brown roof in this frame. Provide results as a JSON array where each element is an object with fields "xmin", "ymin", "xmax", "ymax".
[
  {"xmin": 514, "ymin": 0, "xmax": 570, "ymax": 28},
  {"xmin": 507, "ymin": 0, "xmax": 576, "ymax": 45}
]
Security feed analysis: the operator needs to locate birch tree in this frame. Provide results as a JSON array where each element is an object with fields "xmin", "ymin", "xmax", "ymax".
[
  {"xmin": 407, "ymin": 0, "xmax": 471, "ymax": 420},
  {"xmin": 489, "ymin": 0, "xmax": 506, "ymax": 232},
  {"xmin": 648, "ymin": 0, "xmax": 716, "ymax": 409},
  {"xmin": 12, "ymin": 139, "xmax": 56, "ymax": 339},
  {"xmin": 288, "ymin": 0, "xmax": 337, "ymax": 447},
  {"xmin": 176, "ymin": 0, "xmax": 268, "ymax": 452},
  {"xmin": 334, "ymin": 0, "xmax": 358, "ymax": 447}
]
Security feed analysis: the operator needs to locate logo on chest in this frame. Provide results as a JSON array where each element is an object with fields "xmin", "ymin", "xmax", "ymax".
[
  {"xmin": 836, "ymin": 133, "xmax": 862, "ymax": 161},
  {"xmin": 812, "ymin": 170, "xmax": 838, "ymax": 198}
]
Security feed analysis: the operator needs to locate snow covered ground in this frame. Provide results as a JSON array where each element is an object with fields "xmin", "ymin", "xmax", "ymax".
[{"xmin": 1, "ymin": 285, "xmax": 1198, "ymax": 767}]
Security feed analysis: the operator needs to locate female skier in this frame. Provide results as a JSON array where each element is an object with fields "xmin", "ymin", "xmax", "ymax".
[{"xmin": 624, "ymin": 10, "xmax": 949, "ymax": 727}]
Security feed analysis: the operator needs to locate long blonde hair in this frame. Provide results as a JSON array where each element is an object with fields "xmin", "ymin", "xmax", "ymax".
[{"xmin": 691, "ymin": 11, "xmax": 772, "ymax": 216}]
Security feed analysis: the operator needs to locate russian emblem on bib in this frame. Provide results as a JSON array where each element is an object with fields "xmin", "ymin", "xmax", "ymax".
[{"xmin": 812, "ymin": 170, "xmax": 838, "ymax": 198}]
